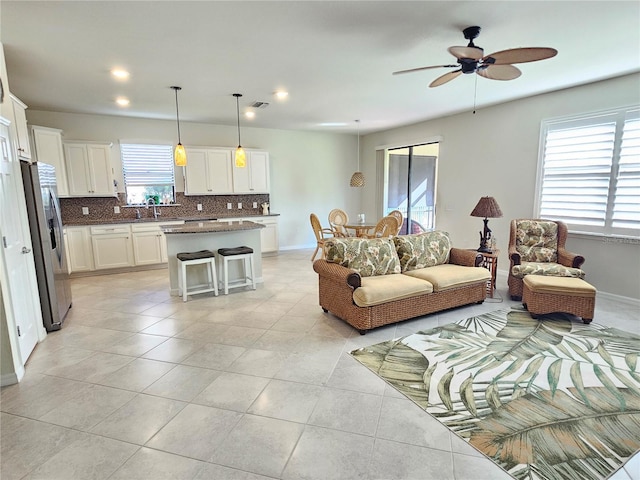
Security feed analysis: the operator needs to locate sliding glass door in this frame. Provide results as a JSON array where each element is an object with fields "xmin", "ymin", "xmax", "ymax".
[{"xmin": 385, "ymin": 143, "xmax": 438, "ymax": 234}]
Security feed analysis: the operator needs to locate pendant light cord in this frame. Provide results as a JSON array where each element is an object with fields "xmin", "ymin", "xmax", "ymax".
[
  {"xmin": 356, "ymin": 119, "xmax": 360, "ymax": 170},
  {"xmin": 172, "ymin": 86, "xmax": 182, "ymax": 143},
  {"xmin": 234, "ymin": 93, "xmax": 242, "ymax": 145}
]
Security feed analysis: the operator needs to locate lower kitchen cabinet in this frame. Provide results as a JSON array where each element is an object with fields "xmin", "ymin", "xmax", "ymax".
[
  {"xmin": 131, "ymin": 222, "xmax": 183, "ymax": 265},
  {"xmin": 237, "ymin": 216, "xmax": 279, "ymax": 253},
  {"xmin": 64, "ymin": 226, "xmax": 94, "ymax": 273},
  {"xmin": 90, "ymin": 225, "xmax": 134, "ymax": 269}
]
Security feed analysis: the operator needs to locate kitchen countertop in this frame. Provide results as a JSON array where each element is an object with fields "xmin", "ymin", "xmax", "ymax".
[
  {"xmin": 161, "ymin": 220, "xmax": 265, "ymax": 234},
  {"xmin": 63, "ymin": 213, "xmax": 279, "ymax": 226}
]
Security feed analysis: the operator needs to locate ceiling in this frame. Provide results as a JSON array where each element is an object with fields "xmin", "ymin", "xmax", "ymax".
[{"xmin": 1, "ymin": 1, "xmax": 639, "ymax": 134}]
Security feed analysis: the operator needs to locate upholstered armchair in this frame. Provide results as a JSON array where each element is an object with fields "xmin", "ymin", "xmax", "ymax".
[{"xmin": 508, "ymin": 219, "xmax": 586, "ymax": 300}]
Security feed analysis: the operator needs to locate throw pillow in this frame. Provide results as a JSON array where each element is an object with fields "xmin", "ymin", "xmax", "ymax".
[
  {"xmin": 324, "ymin": 237, "xmax": 401, "ymax": 277},
  {"xmin": 393, "ymin": 231, "xmax": 451, "ymax": 272},
  {"xmin": 515, "ymin": 220, "xmax": 558, "ymax": 262}
]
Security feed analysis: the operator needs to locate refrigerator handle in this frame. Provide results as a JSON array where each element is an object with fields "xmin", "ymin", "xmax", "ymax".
[{"xmin": 48, "ymin": 218, "xmax": 57, "ymax": 250}]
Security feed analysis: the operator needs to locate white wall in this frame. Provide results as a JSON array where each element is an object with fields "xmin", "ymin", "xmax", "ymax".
[
  {"xmin": 25, "ymin": 110, "xmax": 361, "ymax": 250},
  {"xmin": 361, "ymin": 73, "xmax": 640, "ymax": 300}
]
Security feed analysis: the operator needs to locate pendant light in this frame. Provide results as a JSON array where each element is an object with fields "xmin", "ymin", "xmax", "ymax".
[
  {"xmin": 171, "ymin": 86, "xmax": 187, "ymax": 166},
  {"xmin": 233, "ymin": 93, "xmax": 246, "ymax": 168},
  {"xmin": 349, "ymin": 119, "xmax": 365, "ymax": 187}
]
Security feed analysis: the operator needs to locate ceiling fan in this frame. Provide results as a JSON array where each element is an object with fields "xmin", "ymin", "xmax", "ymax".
[{"xmin": 393, "ymin": 26, "xmax": 557, "ymax": 87}]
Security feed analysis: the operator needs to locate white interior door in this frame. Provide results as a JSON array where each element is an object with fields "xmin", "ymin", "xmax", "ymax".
[{"xmin": 0, "ymin": 120, "xmax": 39, "ymax": 365}]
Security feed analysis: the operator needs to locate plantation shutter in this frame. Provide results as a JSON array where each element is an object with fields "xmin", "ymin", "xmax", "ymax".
[
  {"xmin": 121, "ymin": 144, "xmax": 175, "ymax": 187},
  {"xmin": 612, "ymin": 110, "xmax": 640, "ymax": 230},
  {"xmin": 539, "ymin": 115, "xmax": 616, "ymax": 228}
]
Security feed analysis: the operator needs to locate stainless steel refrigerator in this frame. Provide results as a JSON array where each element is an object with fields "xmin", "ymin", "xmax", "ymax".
[{"xmin": 21, "ymin": 161, "xmax": 72, "ymax": 331}]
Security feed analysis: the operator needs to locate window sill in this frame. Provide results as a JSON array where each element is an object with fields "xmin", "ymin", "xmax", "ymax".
[{"xmin": 123, "ymin": 204, "xmax": 182, "ymax": 207}]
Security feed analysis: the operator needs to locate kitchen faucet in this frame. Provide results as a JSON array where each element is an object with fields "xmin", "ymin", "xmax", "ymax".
[{"xmin": 146, "ymin": 198, "xmax": 161, "ymax": 219}]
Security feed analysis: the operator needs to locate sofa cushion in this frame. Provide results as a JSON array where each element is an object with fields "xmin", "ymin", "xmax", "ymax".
[
  {"xmin": 393, "ymin": 231, "xmax": 451, "ymax": 272},
  {"xmin": 515, "ymin": 220, "xmax": 558, "ymax": 262},
  {"xmin": 511, "ymin": 262, "xmax": 585, "ymax": 279},
  {"xmin": 353, "ymin": 274, "xmax": 433, "ymax": 307},
  {"xmin": 324, "ymin": 237, "xmax": 401, "ymax": 277},
  {"xmin": 403, "ymin": 264, "xmax": 490, "ymax": 292}
]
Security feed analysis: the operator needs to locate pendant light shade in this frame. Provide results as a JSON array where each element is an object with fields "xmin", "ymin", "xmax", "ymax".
[
  {"xmin": 233, "ymin": 93, "xmax": 246, "ymax": 168},
  {"xmin": 350, "ymin": 119, "xmax": 364, "ymax": 187},
  {"xmin": 171, "ymin": 86, "xmax": 187, "ymax": 166}
]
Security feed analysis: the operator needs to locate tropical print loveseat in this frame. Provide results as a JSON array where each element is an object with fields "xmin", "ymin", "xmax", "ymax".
[{"xmin": 313, "ymin": 231, "xmax": 490, "ymax": 333}]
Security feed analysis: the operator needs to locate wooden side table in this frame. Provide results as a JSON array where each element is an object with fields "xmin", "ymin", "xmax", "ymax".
[{"xmin": 469, "ymin": 249, "xmax": 499, "ymax": 298}]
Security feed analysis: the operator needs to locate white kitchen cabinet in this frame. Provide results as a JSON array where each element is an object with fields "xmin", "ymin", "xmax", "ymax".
[
  {"xmin": 183, "ymin": 148, "xmax": 233, "ymax": 195},
  {"xmin": 9, "ymin": 94, "xmax": 32, "ymax": 160},
  {"xmin": 31, "ymin": 126, "xmax": 69, "ymax": 197},
  {"xmin": 90, "ymin": 224, "xmax": 133, "ymax": 269},
  {"xmin": 131, "ymin": 221, "xmax": 183, "ymax": 265},
  {"xmin": 64, "ymin": 141, "xmax": 115, "ymax": 196},
  {"xmin": 232, "ymin": 150, "xmax": 270, "ymax": 193},
  {"xmin": 233, "ymin": 216, "xmax": 279, "ymax": 253},
  {"xmin": 64, "ymin": 226, "xmax": 94, "ymax": 273}
]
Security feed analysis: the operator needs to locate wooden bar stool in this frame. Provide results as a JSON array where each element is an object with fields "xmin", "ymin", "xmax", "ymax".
[
  {"xmin": 176, "ymin": 250, "xmax": 218, "ymax": 302},
  {"xmin": 216, "ymin": 246, "xmax": 256, "ymax": 295}
]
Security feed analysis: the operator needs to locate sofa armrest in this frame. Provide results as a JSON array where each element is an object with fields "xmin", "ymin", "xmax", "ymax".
[
  {"xmin": 509, "ymin": 245, "xmax": 521, "ymax": 266},
  {"xmin": 449, "ymin": 248, "xmax": 483, "ymax": 267},
  {"xmin": 557, "ymin": 248, "xmax": 585, "ymax": 269},
  {"xmin": 313, "ymin": 259, "xmax": 361, "ymax": 289}
]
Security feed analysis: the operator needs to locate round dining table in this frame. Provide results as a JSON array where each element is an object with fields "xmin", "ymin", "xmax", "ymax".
[{"xmin": 344, "ymin": 222, "xmax": 377, "ymax": 237}]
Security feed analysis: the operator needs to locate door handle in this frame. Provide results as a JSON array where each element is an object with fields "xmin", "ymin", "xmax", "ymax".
[{"xmin": 21, "ymin": 247, "xmax": 31, "ymax": 254}]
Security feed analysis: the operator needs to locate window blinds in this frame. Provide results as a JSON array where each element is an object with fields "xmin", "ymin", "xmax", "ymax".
[{"xmin": 121, "ymin": 144, "xmax": 175, "ymax": 187}]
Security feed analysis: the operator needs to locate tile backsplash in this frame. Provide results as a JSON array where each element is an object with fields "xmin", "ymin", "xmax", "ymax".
[{"xmin": 61, "ymin": 193, "xmax": 270, "ymax": 224}]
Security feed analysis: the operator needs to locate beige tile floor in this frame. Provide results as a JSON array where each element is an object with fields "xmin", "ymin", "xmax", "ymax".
[{"xmin": 2, "ymin": 249, "xmax": 639, "ymax": 480}]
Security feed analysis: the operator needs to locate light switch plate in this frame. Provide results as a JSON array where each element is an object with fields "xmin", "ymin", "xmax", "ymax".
[
  {"xmin": 82, "ymin": 207, "xmax": 89, "ymax": 215},
  {"xmin": 197, "ymin": 203, "xmax": 203, "ymax": 211},
  {"xmin": 114, "ymin": 206, "xmax": 120, "ymax": 214},
  {"xmin": 227, "ymin": 203, "xmax": 232, "ymax": 209},
  {"xmin": 238, "ymin": 202, "xmax": 242, "ymax": 209},
  {"xmin": 253, "ymin": 202, "xmax": 258, "ymax": 208}
]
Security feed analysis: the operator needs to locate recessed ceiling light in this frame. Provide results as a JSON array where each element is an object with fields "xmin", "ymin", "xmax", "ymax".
[
  {"xmin": 111, "ymin": 69, "xmax": 130, "ymax": 79},
  {"xmin": 274, "ymin": 91, "xmax": 288, "ymax": 99},
  {"xmin": 245, "ymin": 111, "xmax": 255, "ymax": 119},
  {"xmin": 116, "ymin": 97, "xmax": 130, "ymax": 106}
]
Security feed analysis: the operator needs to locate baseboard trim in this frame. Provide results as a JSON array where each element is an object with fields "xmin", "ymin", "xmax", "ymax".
[{"xmin": 1, "ymin": 365, "xmax": 24, "ymax": 386}]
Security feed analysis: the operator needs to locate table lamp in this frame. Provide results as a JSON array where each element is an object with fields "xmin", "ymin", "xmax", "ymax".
[{"xmin": 470, "ymin": 196, "xmax": 503, "ymax": 253}]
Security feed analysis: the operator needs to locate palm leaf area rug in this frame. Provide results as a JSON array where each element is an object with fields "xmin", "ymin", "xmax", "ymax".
[{"xmin": 351, "ymin": 307, "xmax": 640, "ymax": 480}]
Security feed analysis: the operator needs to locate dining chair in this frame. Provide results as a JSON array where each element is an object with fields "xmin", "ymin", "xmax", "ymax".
[
  {"xmin": 388, "ymin": 210, "xmax": 404, "ymax": 235},
  {"xmin": 328, "ymin": 208, "xmax": 350, "ymax": 237},
  {"xmin": 310, "ymin": 213, "xmax": 336, "ymax": 261},
  {"xmin": 363, "ymin": 215, "xmax": 399, "ymax": 239}
]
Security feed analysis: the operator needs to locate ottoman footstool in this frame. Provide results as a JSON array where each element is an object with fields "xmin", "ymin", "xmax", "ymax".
[{"xmin": 522, "ymin": 275, "xmax": 596, "ymax": 324}]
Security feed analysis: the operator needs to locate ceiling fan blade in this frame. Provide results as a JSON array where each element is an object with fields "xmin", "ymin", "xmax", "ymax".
[
  {"xmin": 448, "ymin": 46, "xmax": 484, "ymax": 60},
  {"xmin": 429, "ymin": 69, "xmax": 462, "ymax": 87},
  {"xmin": 484, "ymin": 47, "xmax": 558, "ymax": 65},
  {"xmin": 392, "ymin": 65, "xmax": 458, "ymax": 75},
  {"xmin": 477, "ymin": 64, "xmax": 522, "ymax": 81}
]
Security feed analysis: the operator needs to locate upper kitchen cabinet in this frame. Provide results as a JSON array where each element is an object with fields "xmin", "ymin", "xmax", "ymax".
[
  {"xmin": 31, "ymin": 126, "xmax": 69, "ymax": 197},
  {"xmin": 9, "ymin": 94, "xmax": 32, "ymax": 160},
  {"xmin": 183, "ymin": 147, "xmax": 234, "ymax": 195},
  {"xmin": 232, "ymin": 150, "xmax": 270, "ymax": 193},
  {"xmin": 63, "ymin": 141, "xmax": 115, "ymax": 197}
]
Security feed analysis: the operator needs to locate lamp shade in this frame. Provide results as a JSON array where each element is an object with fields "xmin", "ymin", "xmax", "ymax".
[
  {"xmin": 235, "ymin": 146, "xmax": 246, "ymax": 168},
  {"xmin": 174, "ymin": 143, "xmax": 187, "ymax": 167},
  {"xmin": 470, "ymin": 196, "xmax": 503, "ymax": 218},
  {"xmin": 349, "ymin": 171, "xmax": 365, "ymax": 187}
]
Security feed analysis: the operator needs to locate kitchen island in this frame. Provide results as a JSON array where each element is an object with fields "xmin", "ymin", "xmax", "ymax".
[{"xmin": 162, "ymin": 220, "xmax": 265, "ymax": 296}]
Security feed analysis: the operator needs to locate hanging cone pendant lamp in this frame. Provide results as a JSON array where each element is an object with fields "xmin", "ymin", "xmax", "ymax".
[
  {"xmin": 233, "ymin": 93, "xmax": 246, "ymax": 168},
  {"xmin": 171, "ymin": 86, "xmax": 187, "ymax": 166},
  {"xmin": 349, "ymin": 119, "xmax": 364, "ymax": 187}
]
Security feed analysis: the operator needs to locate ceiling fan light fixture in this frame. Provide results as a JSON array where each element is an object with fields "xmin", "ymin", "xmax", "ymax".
[
  {"xmin": 170, "ymin": 86, "xmax": 187, "ymax": 167},
  {"xmin": 233, "ymin": 93, "xmax": 246, "ymax": 168}
]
